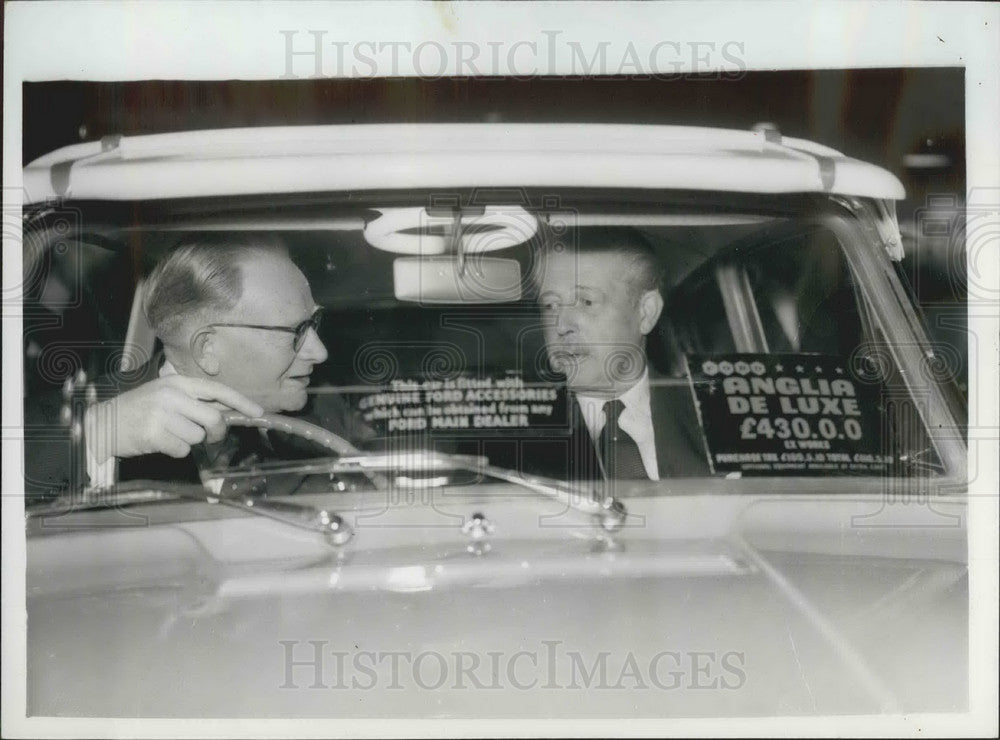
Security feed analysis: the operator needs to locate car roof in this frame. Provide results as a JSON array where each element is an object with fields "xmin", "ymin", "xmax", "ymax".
[{"xmin": 22, "ymin": 123, "xmax": 905, "ymax": 203}]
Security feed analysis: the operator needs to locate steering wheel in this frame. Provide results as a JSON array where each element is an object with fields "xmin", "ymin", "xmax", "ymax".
[
  {"xmin": 220, "ymin": 411, "xmax": 391, "ymax": 492},
  {"xmin": 222, "ymin": 411, "xmax": 359, "ymax": 456}
]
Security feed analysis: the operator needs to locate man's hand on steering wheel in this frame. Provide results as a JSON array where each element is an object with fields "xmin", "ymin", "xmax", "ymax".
[{"xmin": 84, "ymin": 376, "xmax": 264, "ymax": 462}]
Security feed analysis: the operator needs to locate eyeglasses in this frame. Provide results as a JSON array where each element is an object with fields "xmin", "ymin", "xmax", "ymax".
[{"xmin": 208, "ymin": 307, "xmax": 323, "ymax": 352}]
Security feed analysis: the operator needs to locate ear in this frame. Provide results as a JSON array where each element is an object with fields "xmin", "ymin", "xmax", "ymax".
[
  {"xmin": 190, "ymin": 329, "xmax": 221, "ymax": 376},
  {"xmin": 637, "ymin": 289, "xmax": 664, "ymax": 335}
]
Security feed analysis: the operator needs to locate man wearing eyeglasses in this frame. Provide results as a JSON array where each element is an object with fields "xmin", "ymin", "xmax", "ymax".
[{"xmin": 64, "ymin": 234, "xmax": 356, "ymax": 491}]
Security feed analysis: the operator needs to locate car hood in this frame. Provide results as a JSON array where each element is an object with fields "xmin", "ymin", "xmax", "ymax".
[{"xmin": 26, "ymin": 489, "xmax": 966, "ymax": 717}]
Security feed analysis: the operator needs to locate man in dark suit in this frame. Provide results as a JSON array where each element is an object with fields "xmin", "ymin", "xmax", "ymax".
[
  {"xmin": 535, "ymin": 227, "xmax": 709, "ymax": 480},
  {"xmin": 25, "ymin": 234, "xmax": 366, "ymax": 497}
]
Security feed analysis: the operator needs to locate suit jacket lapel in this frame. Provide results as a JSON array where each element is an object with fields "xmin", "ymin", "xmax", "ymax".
[{"xmin": 649, "ymin": 372, "xmax": 711, "ymax": 477}]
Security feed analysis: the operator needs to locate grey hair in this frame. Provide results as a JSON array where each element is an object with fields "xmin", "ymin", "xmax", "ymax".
[
  {"xmin": 143, "ymin": 233, "xmax": 288, "ymax": 347},
  {"xmin": 540, "ymin": 226, "xmax": 664, "ymax": 300}
]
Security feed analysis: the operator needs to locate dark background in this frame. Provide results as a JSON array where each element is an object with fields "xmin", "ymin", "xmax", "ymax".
[
  {"xmin": 22, "ymin": 70, "xmax": 964, "ymax": 178},
  {"xmin": 22, "ymin": 70, "xmax": 968, "ymax": 391}
]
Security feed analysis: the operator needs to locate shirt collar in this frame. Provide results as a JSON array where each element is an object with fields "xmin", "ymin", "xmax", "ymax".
[
  {"xmin": 575, "ymin": 367, "xmax": 651, "ymax": 420},
  {"xmin": 617, "ymin": 367, "xmax": 651, "ymax": 414}
]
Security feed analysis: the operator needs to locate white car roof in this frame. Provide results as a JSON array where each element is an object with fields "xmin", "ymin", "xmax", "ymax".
[{"xmin": 22, "ymin": 123, "xmax": 905, "ymax": 203}]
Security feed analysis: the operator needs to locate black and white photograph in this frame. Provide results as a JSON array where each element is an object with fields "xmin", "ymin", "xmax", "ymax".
[{"xmin": 3, "ymin": 2, "xmax": 998, "ymax": 736}]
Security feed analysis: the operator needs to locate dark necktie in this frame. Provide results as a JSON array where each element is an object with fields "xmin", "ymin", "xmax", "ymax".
[{"xmin": 598, "ymin": 399, "xmax": 649, "ymax": 479}]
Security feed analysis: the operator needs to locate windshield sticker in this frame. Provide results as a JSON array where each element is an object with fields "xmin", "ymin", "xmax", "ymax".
[
  {"xmin": 687, "ymin": 354, "xmax": 891, "ymax": 475},
  {"xmin": 357, "ymin": 373, "xmax": 568, "ymax": 435}
]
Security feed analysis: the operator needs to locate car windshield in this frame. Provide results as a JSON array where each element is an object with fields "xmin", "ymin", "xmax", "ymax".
[{"xmin": 23, "ymin": 189, "xmax": 962, "ymax": 509}]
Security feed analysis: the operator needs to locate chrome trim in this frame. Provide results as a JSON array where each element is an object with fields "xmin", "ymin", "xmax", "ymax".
[{"xmin": 715, "ymin": 263, "xmax": 769, "ymax": 353}]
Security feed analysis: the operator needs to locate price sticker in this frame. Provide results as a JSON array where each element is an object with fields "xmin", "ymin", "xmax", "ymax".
[{"xmin": 687, "ymin": 354, "xmax": 890, "ymax": 475}]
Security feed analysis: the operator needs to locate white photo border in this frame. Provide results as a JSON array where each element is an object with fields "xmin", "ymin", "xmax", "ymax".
[{"xmin": 3, "ymin": 2, "xmax": 998, "ymax": 737}]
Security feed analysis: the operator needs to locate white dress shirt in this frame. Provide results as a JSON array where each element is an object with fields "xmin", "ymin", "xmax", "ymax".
[{"xmin": 574, "ymin": 368, "xmax": 659, "ymax": 480}]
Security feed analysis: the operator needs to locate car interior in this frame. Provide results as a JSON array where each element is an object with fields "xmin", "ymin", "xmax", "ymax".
[
  {"xmin": 22, "ymin": 194, "xmax": 948, "ymax": 481},
  {"xmin": 24, "ymin": 217, "xmax": 874, "ymax": 381}
]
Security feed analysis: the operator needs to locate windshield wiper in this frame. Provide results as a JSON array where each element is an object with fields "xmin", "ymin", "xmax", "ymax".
[
  {"xmin": 28, "ymin": 450, "xmax": 627, "ymax": 541},
  {"xmin": 472, "ymin": 462, "xmax": 628, "ymax": 533},
  {"xmin": 234, "ymin": 497, "xmax": 353, "ymax": 546},
  {"xmin": 27, "ymin": 480, "xmax": 354, "ymax": 547},
  {"xmin": 246, "ymin": 450, "xmax": 629, "ymax": 532}
]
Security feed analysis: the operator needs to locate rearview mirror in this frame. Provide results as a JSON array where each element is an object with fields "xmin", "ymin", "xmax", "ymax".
[{"xmin": 393, "ymin": 256, "xmax": 522, "ymax": 303}]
